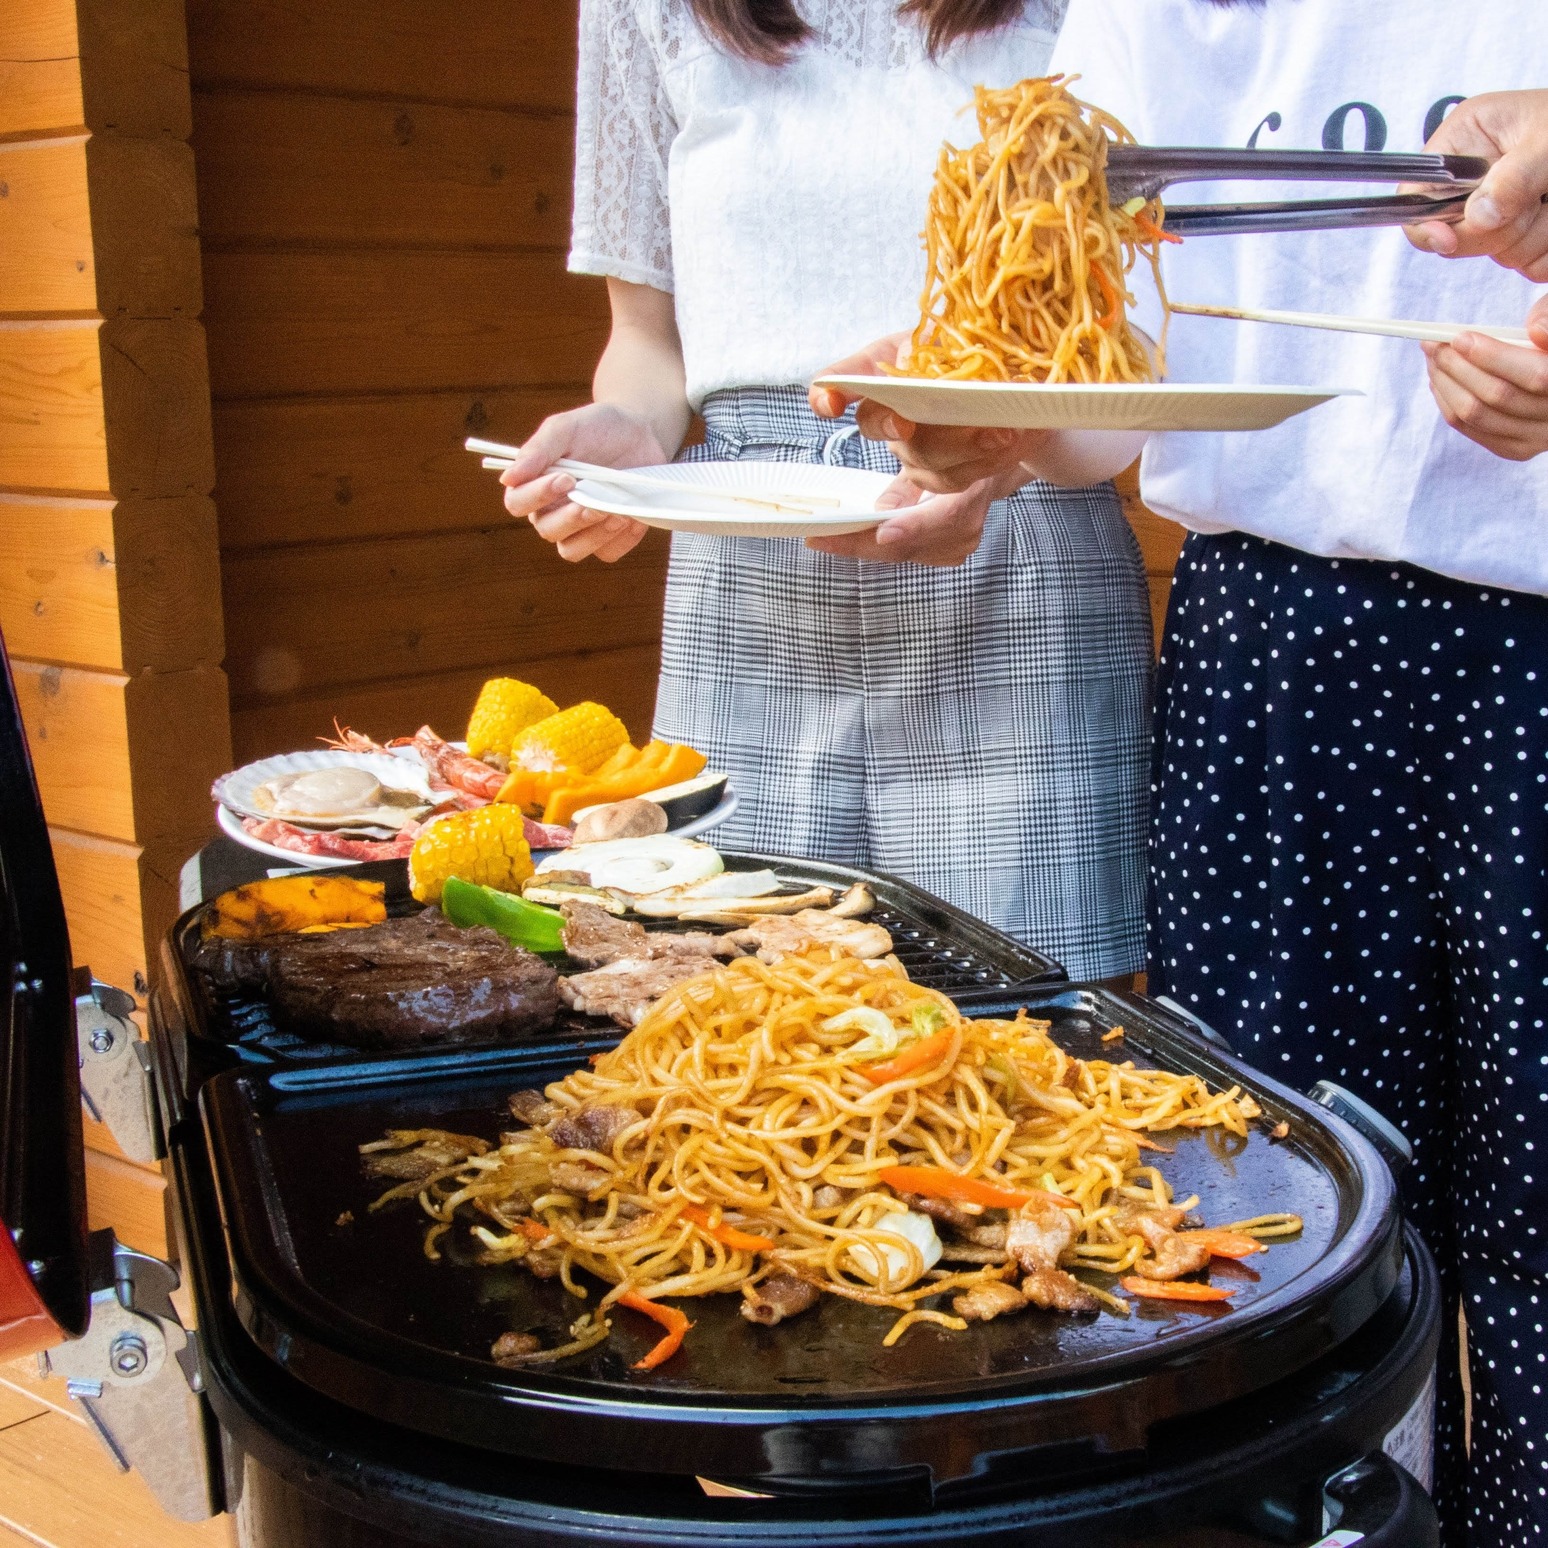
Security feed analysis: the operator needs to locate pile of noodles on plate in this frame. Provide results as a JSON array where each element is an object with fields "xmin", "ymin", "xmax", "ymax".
[
  {"xmin": 364, "ymin": 952, "xmax": 1299, "ymax": 1368},
  {"xmin": 896, "ymin": 74, "xmax": 1175, "ymax": 385}
]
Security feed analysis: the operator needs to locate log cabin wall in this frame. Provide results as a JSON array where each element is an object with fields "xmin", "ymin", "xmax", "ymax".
[
  {"xmin": 184, "ymin": 0, "xmax": 672, "ymax": 763},
  {"xmin": 0, "ymin": 0, "xmax": 231, "ymax": 1256}
]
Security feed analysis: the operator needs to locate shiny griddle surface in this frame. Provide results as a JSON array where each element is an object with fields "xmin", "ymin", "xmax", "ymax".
[{"xmin": 200, "ymin": 988, "xmax": 1402, "ymax": 1487}]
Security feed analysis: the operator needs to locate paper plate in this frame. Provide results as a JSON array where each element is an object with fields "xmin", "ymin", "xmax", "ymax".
[
  {"xmin": 810, "ymin": 375, "xmax": 1361, "ymax": 432},
  {"xmin": 569, "ymin": 462, "xmax": 893, "ymax": 538},
  {"xmin": 212, "ymin": 750, "xmax": 435, "ymax": 826}
]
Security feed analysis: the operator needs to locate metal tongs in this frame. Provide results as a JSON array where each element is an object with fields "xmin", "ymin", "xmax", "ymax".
[{"xmin": 1105, "ymin": 148, "xmax": 1491, "ymax": 236}]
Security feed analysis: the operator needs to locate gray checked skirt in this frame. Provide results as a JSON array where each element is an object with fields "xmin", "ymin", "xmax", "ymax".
[{"xmin": 655, "ymin": 386, "xmax": 1152, "ymax": 979}]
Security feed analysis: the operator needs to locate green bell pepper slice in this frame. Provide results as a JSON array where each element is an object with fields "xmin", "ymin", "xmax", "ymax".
[{"xmin": 440, "ymin": 875, "xmax": 566, "ymax": 953}]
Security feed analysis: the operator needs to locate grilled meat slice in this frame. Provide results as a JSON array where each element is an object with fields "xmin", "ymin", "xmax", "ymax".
[
  {"xmin": 740, "ymin": 1274, "xmax": 821, "ymax": 1326},
  {"xmin": 726, "ymin": 911, "xmax": 893, "ymax": 963},
  {"xmin": 951, "ymin": 1280, "xmax": 1028, "ymax": 1323},
  {"xmin": 1115, "ymin": 1203, "xmax": 1190, "ymax": 1233},
  {"xmin": 362, "ymin": 1130, "xmax": 488, "ymax": 1181},
  {"xmin": 559, "ymin": 957, "xmax": 714, "ymax": 1027},
  {"xmin": 561, "ymin": 903, "xmax": 651, "ymax": 967},
  {"xmin": 1020, "ymin": 1266, "xmax": 1100, "ymax": 1314},
  {"xmin": 1005, "ymin": 1196, "xmax": 1077, "ymax": 1274},
  {"xmin": 508, "ymin": 1089, "xmax": 562, "ymax": 1128},
  {"xmin": 548, "ymin": 1159, "xmax": 610, "ymax": 1196},
  {"xmin": 549, "ymin": 1104, "xmax": 639, "ymax": 1155},
  {"xmin": 561, "ymin": 901, "xmax": 742, "ymax": 970},
  {"xmin": 225, "ymin": 908, "xmax": 561, "ymax": 1049},
  {"xmin": 1128, "ymin": 1214, "xmax": 1212, "ymax": 1281},
  {"xmin": 899, "ymin": 1191, "xmax": 978, "ymax": 1232},
  {"xmin": 963, "ymin": 1218, "xmax": 1008, "ymax": 1249}
]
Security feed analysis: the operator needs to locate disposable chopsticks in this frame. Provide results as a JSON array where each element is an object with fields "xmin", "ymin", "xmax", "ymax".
[
  {"xmin": 1172, "ymin": 301, "xmax": 1534, "ymax": 347},
  {"xmin": 464, "ymin": 437, "xmax": 844, "ymax": 514}
]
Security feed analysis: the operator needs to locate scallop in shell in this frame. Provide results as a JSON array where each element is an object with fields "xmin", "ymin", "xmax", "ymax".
[{"xmin": 252, "ymin": 767, "xmax": 431, "ymax": 831}]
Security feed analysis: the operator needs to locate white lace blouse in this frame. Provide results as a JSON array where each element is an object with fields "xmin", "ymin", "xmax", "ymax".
[{"xmin": 570, "ymin": 0, "xmax": 1067, "ymax": 407}]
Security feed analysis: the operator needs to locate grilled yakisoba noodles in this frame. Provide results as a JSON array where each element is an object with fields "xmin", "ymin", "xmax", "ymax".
[
  {"xmin": 367, "ymin": 953, "xmax": 1298, "ymax": 1365},
  {"xmin": 898, "ymin": 75, "xmax": 1174, "ymax": 384}
]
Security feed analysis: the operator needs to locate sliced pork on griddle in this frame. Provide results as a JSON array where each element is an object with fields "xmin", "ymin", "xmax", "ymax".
[
  {"xmin": 741, "ymin": 1274, "xmax": 821, "ymax": 1326},
  {"xmin": 726, "ymin": 910, "xmax": 893, "ymax": 963},
  {"xmin": 561, "ymin": 900, "xmax": 742, "ymax": 968},
  {"xmin": 558, "ymin": 901, "xmax": 743, "ymax": 1026},
  {"xmin": 559, "ymin": 957, "xmax": 716, "ymax": 1028}
]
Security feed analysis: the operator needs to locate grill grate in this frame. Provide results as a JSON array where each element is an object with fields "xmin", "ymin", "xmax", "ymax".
[{"xmin": 168, "ymin": 851, "xmax": 1063, "ymax": 1082}]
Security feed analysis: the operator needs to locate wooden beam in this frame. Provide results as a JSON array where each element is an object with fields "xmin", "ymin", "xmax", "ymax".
[
  {"xmin": 50, "ymin": 827, "xmax": 149, "ymax": 994},
  {"xmin": 0, "ymin": 0, "xmax": 194, "ymax": 142},
  {"xmin": 186, "ymin": 0, "xmax": 579, "ymax": 115},
  {"xmin": 231, "ymin": 642, "xmax": 664, "ymax": 764},
  {"xmin": 191, "ymin": 90, "xmax": 575, "ymax": 250},
  {"xmin": 0, "ymin": 0, "xmax": 83, "ymax": 139},
  {"xmin": 85, "ymin": 1149, "xmax": 166, "ymax": 1258},
  {"xmin": 222, "ymin": 524, "xmax": 669, "ymax": 701},
  {"xmin": 0, "ymin": 319, "xmax": 107, "ymax": 490},
  {"xmin": 212, "ymin": 387, "xmax": 585, "ymax": 548},
  {"xmin": 0, "ymin": 319, "xmax": 214, "ymax": 496},
  {"xmin": 0, "ymin": 137, "xmax": 94, "ymax": 312},
  {"xmin": 15, "ymin": 660, "xmax": 230, "ymax": 846},
  {"xmin": 202, "ymin": 249, "xmax": 608, "ymax": 397},
  {"xmin": 0, "ymin": 493, "xmax": 224, "ymax": 672}
]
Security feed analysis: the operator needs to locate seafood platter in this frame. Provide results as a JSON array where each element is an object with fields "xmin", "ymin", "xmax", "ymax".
[{"xmin": 210, "ymin": 675, "xmax": 735, "ymax": 869}]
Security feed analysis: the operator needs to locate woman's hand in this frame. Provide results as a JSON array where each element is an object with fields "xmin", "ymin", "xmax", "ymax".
[
  {"xmin": 811, "ymin": 333, "xmax": 1054, "ymax": 495},
  {"xmin": 500, "ymin": 403, "xmax": 666, "ymax": 563},
  {"xmin": 1422, "ymin": 296, "xmax": 1548, "ymax": 461},
  {"xmin": 806, "ymin": 475, "xmax": 996, "ymax": 567},
  {"xmin": 810, "ymin": 334, "xmax": 1145, "ymax": 494},
  {"xmin": 1407, "ymin": 89, "xmax": 1548, "ymax": 280}
]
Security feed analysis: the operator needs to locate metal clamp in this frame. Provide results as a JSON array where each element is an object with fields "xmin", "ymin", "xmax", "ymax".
[
  {"xmin": 75, "ymin": 969, "xmax": 162, "ymax": 1164},
  {"xmin": 41, "ymin": 1231, "xmax": 217, "ymax": 1521}
]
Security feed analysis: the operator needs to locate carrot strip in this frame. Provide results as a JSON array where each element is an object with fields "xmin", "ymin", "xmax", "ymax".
[
  {"xmin": 1133, "ymin": 1135, "xmax": 1174, "ymax": 1154},
  {"xmin": 517, "ymin": 1217, "xmax": 554, "ymax": 1244},
  {"xmin": 680, "ymin": 1205, "xmax": 774, "ymax": 1253},
  {"xmin": 1179, "ymin": 1229, "xmax": 1266, "ymax": 1260},
  {"xmin": 1093, "ymin": 265, "xmax": 1122, "ymax": 329},
  {"xmin": 877, "ymin": 1164, "xmax": 1081, "ymax": 1213},
  {"xmin": 1120, "ymin": 1276, "xmax": 1235, "ymax": 1303},
  {"xmin": 860, "ymin": 1029, "xmax": 957, "ymax": 1085},
  {"xmin": 1133, "ymin": 210, "xmax": 1183, "ymax": 245},
  {"xmin": 617, "ymin": 1290, "xmax": 693, "ymax": 1370}
]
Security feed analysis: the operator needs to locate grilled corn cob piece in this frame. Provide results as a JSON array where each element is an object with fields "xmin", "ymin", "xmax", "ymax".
[
  {"xmin": 408, "ymin": 807, "xmax": 534, "ymax": 903},
  {"xmin": 466, "ymin": 678, "xmax": 559, "ymax": 760},
  {"xmin": 513, "ymin": 701, "xmax": 628, "ymax": 774}
]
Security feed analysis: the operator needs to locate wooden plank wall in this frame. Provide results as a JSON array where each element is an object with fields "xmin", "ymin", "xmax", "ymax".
[
  {"xmin": 184, "ymin": 0, "xmax": 671, "ymax": 763},
  {"xmin": 0, "ymin": 0, "xmax": 232, "ymax": 1257}
]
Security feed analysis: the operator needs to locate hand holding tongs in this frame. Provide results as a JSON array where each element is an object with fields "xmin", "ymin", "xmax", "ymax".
[{"xmin": 1105, "ymin": 148, "xmax": 1493, "ymax": 236}]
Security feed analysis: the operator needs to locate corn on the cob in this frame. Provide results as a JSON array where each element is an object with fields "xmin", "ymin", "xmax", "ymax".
[
  {"xmin": 465, "ymin": 678, "xmax": 559, "ymax": 760},
  {"xmin": 408, "ymin": 807, "xmax": 534, "ymax": 903},
  {"xmin": 513, "ymin": 701, "xmax": 628, "ymax": 775}
]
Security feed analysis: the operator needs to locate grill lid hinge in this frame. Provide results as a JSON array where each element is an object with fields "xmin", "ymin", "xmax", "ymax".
[
  {"xmin": 40, "ymin": 1230, "xmax": 218, "ymax": 1522},
  {"xmin": 75, "ymin": 970, "xmax": 163, "ymax": 1165}
]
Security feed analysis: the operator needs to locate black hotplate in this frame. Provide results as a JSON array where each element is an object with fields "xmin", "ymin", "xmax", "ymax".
[{"xmin": 197, "ymin": 984, "xmax": 1402, "ymax": 1496}]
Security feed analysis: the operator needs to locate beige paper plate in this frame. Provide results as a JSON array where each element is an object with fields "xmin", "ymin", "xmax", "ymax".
[{"xmin": 811, "ymin": 376, "xmax": 1360, "ymax": 432}]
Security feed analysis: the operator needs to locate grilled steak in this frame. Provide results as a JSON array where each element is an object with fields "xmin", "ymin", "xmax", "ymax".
[{"xmin": 197, "ymin": 908, "xmax": 560, "ymax": 1049}]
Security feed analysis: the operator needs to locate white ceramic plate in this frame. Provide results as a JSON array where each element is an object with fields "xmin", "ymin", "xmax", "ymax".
[
  {"xmin": 217, "ymin": 788, "xmax": 742, "ymax": 870},
  {"xmin": 810, "ymin": 375, "xmax": 1360, "ymax": 432},
  {"xmin": 569, "ymin": 462, "xmax": 893, "ymax": 538},
  {"xmin": 212, "ymin": 749, "xmax": 435, "ymax": 826}
]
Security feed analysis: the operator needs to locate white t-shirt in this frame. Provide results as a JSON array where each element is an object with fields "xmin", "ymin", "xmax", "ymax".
[
  {"xmin": 1051, "ymin": 0, "xmax": 1548, "ymax": 596},
  {"xmin": 570, "ymin": 0, "xmax": 1066, "ymax": 408}
]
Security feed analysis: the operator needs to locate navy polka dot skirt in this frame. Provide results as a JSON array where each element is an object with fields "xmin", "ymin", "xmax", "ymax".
[{"xmin": 1150, "ymin": 532, "xmax": 1548, "ymax": 1548}]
